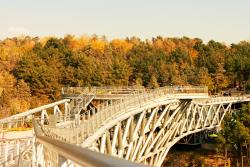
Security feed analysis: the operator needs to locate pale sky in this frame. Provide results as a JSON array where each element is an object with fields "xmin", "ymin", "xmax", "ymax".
[{"xmin": 0, "ymin": 0, "xmax": 249, "ymax": 44}]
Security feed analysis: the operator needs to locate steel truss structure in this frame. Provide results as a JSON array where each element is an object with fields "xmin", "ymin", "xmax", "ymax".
[
  {"xmin": 0, "ymin": 86, "xmax": 249, "ymax": 167},
  {"xmin": 80, "ymin": 97, "xmax": 249, "ymax": 166}
]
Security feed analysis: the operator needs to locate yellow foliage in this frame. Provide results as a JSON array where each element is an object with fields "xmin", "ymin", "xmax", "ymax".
[
  {"xmin": 91, "ymin": 40, "xmax": 107, "ymax": 53},
  {"xmin": 9, "ymin": 98, "xmax": 31, "ymax": 115},
  {"xmin": 40, "ymin": 36, "xmax": 53, "ymax": 47},
  {"xmin": 77, "ymin": 35, "xmax": 91, "ymax": 48},
  {"xmin": 0, "ymin": 87, "xmax": 3, "ymax": 96},
  {"xmin": 64, "ymin": 35, "xmax": 92, "ymax": 50},
  {"xmin": 111, "ymin": 39, "xmax": 133, "ymax": 53},
  {"xmin": 22, "ymin": 40, "xmax": 35, "ymax": 51},
  {"xmin": 0, "ymin": 71, "xmax": 16, "ymax": 88},
  {"xmin": 4, "ymin": 39, "xmax": 16, "ymax": 47},
  {"xmin": 163, "ymin": 38, "xmax": 176, "ymax": 54},
  {"xmin": 153, "ymin": 38, "xmax": 164, "ymax": 49}
]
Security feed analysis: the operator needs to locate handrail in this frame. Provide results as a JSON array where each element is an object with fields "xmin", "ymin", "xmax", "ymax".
[
  {"xmin": 62, "ymin": 86, "xmax": 145, "ymax": 96},
  {"xmin": 69, "ymin": 88, "xmax": 95, "ymax": 115},
  {"xmin": 41, "ymin": 86, "xmax": 208, "ymax": 144},
  {"xmin": 193, "ymin": 95, "xmax": 250, "ymax": 105},
  {"xmin": 0, "ymin": 99, "xmax": 70, "ymax": 124},
  {"xmin": 33, "ymin": 118, "xmax": 147, "ymax": 167},
  {"xmin": 36, "ymin": 135, "xmax": 148, "ymax": 167},
  {"xmin": 93, "ymin": 86, "xmax": 208, "ymax": 115},
  {"xmin": 0, "ymin": 137, "xmax": 32, "ymax": 166}
]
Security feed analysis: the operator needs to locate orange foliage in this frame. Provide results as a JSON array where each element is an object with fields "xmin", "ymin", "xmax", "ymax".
[{"xmin": 111, "ymin": 39, "xmax": 133, "ymax": 53}]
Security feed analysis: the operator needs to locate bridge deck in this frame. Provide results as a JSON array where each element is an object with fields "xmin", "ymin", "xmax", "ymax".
[{"xmin": 1, "ymin": 86, "xmax": 250, "ymax": 167}]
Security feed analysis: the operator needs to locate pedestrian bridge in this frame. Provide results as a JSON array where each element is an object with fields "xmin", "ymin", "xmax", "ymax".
[{"xmin": 0, "ymin": 86, "xmax": 249, "ymax": 167}]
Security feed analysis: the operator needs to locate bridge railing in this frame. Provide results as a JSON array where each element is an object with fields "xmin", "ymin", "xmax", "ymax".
[
  {"xmin": 0, "ymin": 137, "xmax": 32, "ymax": 166},
  {"xmin": 0, "ymin": 85, "xmax": 215, "ymax": 166},
  {"xmin": 62, "ymin": 86, "xmax": 207, "ymax": 96},
  {"xmin": 68, "ymin": 88, "xmax": 95, "ymax": 115},
  {"xmin": 61, "ymin": 86, "xmax": 146, "ymax": 97},
  {"xmin": 26, "ymin": 119, "xmax": 146, "ymax": 167},
  {"xmin": 40, "ymin": 86, "xmax": 208, "ymax": 144},
  {"xmin": 93, "ymin": 86, "xmax": 207, "ymax": 114},
  {"xmin": 193, "ymin": 95, "xmax": 250, "ymax": 105},
  {"xmin": 0, "ymin": 99, "xmax": 71, "ymax": 135}
]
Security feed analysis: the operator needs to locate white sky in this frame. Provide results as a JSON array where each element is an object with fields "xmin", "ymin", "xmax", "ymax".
[{"xmin": 0, "ymin": 0, "xmax": 249, "ymax": 44}]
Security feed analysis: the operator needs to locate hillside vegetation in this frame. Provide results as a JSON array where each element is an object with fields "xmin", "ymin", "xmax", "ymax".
[{"xmin": 0, "ymin": 35, "xmax": 250, "ymax": 117}]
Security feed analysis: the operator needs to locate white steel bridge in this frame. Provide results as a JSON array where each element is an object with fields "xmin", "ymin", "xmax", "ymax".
[{"xmin": 0, "ymin": 86, "xmax": 249, "ymax": 167}]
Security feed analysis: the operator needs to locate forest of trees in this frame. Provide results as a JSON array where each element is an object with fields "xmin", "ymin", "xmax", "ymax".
[
  {"xmin": 0, "ymin": 35, "xmax": 250, "ymax": 118},
  {"xmin": 215, "ymin": 103, "xmax": 250, "ymax": 166}
]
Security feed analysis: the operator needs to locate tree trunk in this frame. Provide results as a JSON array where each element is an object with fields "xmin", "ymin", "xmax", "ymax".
[{"xmin": 225, "ymin": 146, "xmax": 228, "ymax": 159}]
